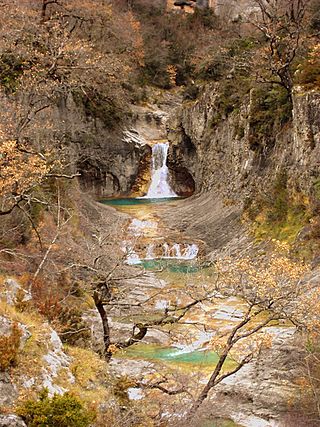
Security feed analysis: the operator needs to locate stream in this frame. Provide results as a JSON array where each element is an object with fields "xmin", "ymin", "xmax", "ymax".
[{"xmin": 101, "ymin": 141, "xmax": 291, "ymax": 426}]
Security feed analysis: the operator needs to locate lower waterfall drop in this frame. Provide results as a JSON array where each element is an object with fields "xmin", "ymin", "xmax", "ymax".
[{"xmin": 145, "ymin": 142, "xmax": 177, "ymax": 199}]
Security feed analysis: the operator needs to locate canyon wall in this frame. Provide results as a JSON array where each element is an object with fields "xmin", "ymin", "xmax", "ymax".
[
  {"xmin": 167, "ymin": 85, "xmax": 320, "ymax": 203},
  {"xmin": 42, "ymin": 94, "xmax": 174, "ymax": 199}
]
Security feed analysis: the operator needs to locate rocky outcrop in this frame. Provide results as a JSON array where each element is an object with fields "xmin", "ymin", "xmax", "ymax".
[
  {"xmin": 54, "ymin": 94, "xmax": 153, "ymax": 198},
  {"xmin": 0, "ymin": 372, "xmax": 18, "ymax": 408},
  {"xmin": 0, "ymin": 282, "xmax": 75, "ymax": 408},
  {"xmin": 207, "ymin": 329, "xmax": 301, "ymax": 427},
  {"xmin": 167, "ymin": 85, "xmax": 320, "ymax": 203},
  {"xmin": 38, "ymin": 91, "xmax": 178, "ymax": 199},
  {"xmin": 0, "ymin": 415, "xmax": 26, "ymax": 427},
  {"xmin": 4, "ymin": 278, "xmax": 32, "ymax": 306}
]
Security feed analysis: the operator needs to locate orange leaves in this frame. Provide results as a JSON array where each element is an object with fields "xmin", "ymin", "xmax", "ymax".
[
  {"xmin": 166, "ymin": 65, "xmax": 177, "ymax": 87},
  {"xmin": 0, "ymin": 140, "xmax": 49, "ymax": 198},
  {"xmin": 0, "ymin": 321, "xmax": 22, "ymax": 371},
  {"xmin": 215, "ymin": 247, "xmax": 308, "ymax": 305},
  {"xmin": 126, "ymin": 11, "xmax": 145, "ymax": 68}
]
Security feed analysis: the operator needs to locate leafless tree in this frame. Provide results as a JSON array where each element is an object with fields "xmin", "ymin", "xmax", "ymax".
[{"xmin": 252, "ymin": 0, "xmax": 310, "ymax": 95}]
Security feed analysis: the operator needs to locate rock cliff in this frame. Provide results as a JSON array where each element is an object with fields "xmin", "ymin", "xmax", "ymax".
[{"xmin": 167, "ymin": 85, "xmax": 320, "ymax": 203}]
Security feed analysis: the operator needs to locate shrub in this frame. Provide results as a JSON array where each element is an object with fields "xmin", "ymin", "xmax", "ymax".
[
  {"xmin": 248, "ymin": 85, "xmax": 292, "ymax": 150},
  {"xmin": 0, "ymin": 52, "xmax": 25, "ymax": 93},
  {"xmin": 73, "ymin": 89, "xmax": 124, "ymax": 129},
  {"xmin": 295, "ymin": 47, "xmax": 320, "ymax": 90},
  {"xmin": 183, "ymin": 84, "xmax": 200, "ymax": 101},
  {"xmin": 0, "ymin": 322, "xmax": 22, "ymax": 371},
  {"xmin": 17, "ymin": 389, "xmax": 95, "ymax": 427},
  {"xmin": 187, "ymin": 7, "xmax": 219, "ymax": 30},
  {"xmin": 210, "ymin": 76, "xmax": 251, "ymax": 127},
  {"xmin": 197, "ymin": 37, "xmax": 255, "ymax": 82}
]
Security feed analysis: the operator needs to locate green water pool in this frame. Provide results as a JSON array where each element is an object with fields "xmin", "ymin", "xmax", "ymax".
[
  {"xmin": 101, "ymin": 197, "xmax": 181, "ymax": 206},
  {"xmin": 119, "ymin": 344, "xmax": 236, "ymax": 370},
  {"xmin": 138, "ymin": 258, "xmax": 202, "ymax": 273}
]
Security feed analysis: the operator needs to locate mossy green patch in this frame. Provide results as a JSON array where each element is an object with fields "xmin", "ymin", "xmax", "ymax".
[
  {"xmin": 245, "ymin": 173, "xmax": 311, "ymax": 244},
  {"xmin": 0, "ymin": 52, "xmax": 25, "ymax": 93},
  {"xmin": 248, "ymin": 85, "xmax": 292, "ymax": 150}
]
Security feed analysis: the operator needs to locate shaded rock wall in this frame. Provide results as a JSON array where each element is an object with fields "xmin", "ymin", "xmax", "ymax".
[
  {"xmin": 52, "ymin": 94, "xmax": 155, "ymax": 198},
  {"xmin": 43, "ymin": 89, "xmax": 196, "ymax": 199}
]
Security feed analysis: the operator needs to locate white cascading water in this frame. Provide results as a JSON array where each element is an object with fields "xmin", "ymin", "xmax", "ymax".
[
  {"xmin": 163, "ymin": 243, "xmax": 170, "ymax": 258},
  {"xmin": 183, "ymin": 244, "xmax": 199, "ymax": 259},
  {"xmin": 145, "ymin": 244, "xmax": 155, "ymax": 259},
  {"xmin": 162, "ymin": 243, "xmax": 198, "ymax": 260},
  {"xmin": 124, "ymin": 143, "xmax": 199, "ymax": 264},
  {"xmin": 126, "ymin": 246, "xmax": 141, "ymax": 265},
  {"xmin": 145, "ymin": 142, "xmax": 177, "ymax": 199},
  {"xmin": 172, "ymin": 243, "xmax": 182, "ymax": 258}
]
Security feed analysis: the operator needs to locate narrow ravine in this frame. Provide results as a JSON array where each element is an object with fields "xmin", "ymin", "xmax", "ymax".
[{"xmin": 101, "ymin": 137, "xmax": 298, "ymax": 427}]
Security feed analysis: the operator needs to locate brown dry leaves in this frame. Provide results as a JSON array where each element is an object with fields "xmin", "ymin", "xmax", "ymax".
[{"xmin": 0, "ymin": 140, "xmax": 48, "ymax": 198}]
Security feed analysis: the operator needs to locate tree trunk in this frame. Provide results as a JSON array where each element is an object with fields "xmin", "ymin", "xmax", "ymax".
[
  {"xmin": 93, "ymin": 293, "xmax": 112, "ymax": 362},
  {"xmin": 187, "ymin": 350, "xmax": 229, "ymax": 418}
]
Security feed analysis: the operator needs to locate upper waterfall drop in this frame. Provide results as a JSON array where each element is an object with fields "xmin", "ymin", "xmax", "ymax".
[{"xmin": 145, "ymin": 142, "xmax": 177, "ymax": 199}]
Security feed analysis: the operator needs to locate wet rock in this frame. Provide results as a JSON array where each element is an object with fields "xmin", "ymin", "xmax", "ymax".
[{"xmin": 0, "ymin": 415, "xmax": 26, "ymax": 427}]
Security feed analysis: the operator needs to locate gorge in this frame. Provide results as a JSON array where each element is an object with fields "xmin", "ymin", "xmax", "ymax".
[{"xmin": 0, "ymin": 1, "xmax": 320, "ymax": 427}]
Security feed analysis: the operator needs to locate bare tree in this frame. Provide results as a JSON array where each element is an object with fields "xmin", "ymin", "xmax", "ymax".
[
  {"xmin": 252, "ymin": 0, "xmax": 310, "ymax": 95},
  {"xmin": 183, "ymin": 250, "xmax": 315, "ymax": 419}
]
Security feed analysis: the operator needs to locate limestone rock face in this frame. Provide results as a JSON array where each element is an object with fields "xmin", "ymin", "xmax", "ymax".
[
  {"xmin": 4, "ymin": 278, "xmax": 32, "ymax": 307},
  {"xmin": 59, "ymin": 94, "xmax": 154, "ymax": 198},
  {"xmin": 167, "ymin": 85, "xmax": 320, "ymax": 202},
  {"xmin": 209, "ymin": 330, "xmax": 301, "ymax": 426},
  {"xmin": 0, "ymin": 415, "xmax": 26, "ymax": 427},
  {"xmin": 38, "ymin": 94, "xmax": 170, "ymax": 199},
  {"xmin": 0, "ymin": 315, "xmax": 31, "ymax": 348},
  {"xmin": 0, "ymin": 372, "xmax": 18, "ymax": 408}
]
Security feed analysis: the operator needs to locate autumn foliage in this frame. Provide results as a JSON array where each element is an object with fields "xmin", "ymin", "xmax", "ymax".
[{"xmin": 0, "ymin": 322, "xmax": 22, "ymax": 371}]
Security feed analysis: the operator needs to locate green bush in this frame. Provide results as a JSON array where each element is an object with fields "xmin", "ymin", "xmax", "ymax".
[
  {"xmin": 266, "ymin": 172, "xmax": 289, "ymax": 224},
  {"xmin": 17, "ymin": 389, "xmax": 95, "ymax": 427},
  {"xmin": 183, "ymin": 84, "xmax": 200, "ymax": 101},
  {"xmin": 197, "ymin": 37, "xmax": 256, "ymax": 82},
  {"xmin": 73, "ymin": 89, "xmax": 123, "ymax": 129},
  {"xmin": 0, "ymin": 52, "xmax": 25, "ymax": 93},
  {"xmin": 248, "ymin": 85, "xmax": 292, "ymax": 150},
  {"xmin": 187, "ymin": 7, "xmax": 218, "ymax": 30},
  {"xmin": 210, "ymin": 77, "xmax": 251, "ymax": 127}
]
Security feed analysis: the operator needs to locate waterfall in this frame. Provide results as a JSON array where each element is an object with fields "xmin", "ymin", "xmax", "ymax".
[
  {"xmin": 163, "ymin": 243, "xmax": 169, "ymax": 257},
  {"xmin": 161, "ymin": 243, "xmax": 199, "ymax": 260},
  {"xmin": 172, "ymin": 243, "xmax": 182, "ymax": 258},
  {"xmin": 183, "ymin": 244, "xmax": 199, "ymax": 259},
  {"xmin": 126, "ymin": 245, "xmax": 141, "ymax": 265},
  {"xmin": 145, "ymin": 244, "xmax": 155, "ymax": 259},
  {"xmin": 126, "ymin": 242, "xmax": 199, "ymax": 263},
  {"xmin": 145, "ymin": 142, "xmax": 177, "ymax": 199}
]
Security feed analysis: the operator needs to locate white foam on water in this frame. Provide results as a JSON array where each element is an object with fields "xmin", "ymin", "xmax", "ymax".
[
  {"xmin": 144, "ymin": 142, "xmax": 177, "ymax": 199},
  {"xmin": 145, "ymin": 243, "xmax": 155, "ymax": 259},
  {"xmin": 170, "ymin": 331, "xmax": 214, "ymax": 356}
]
